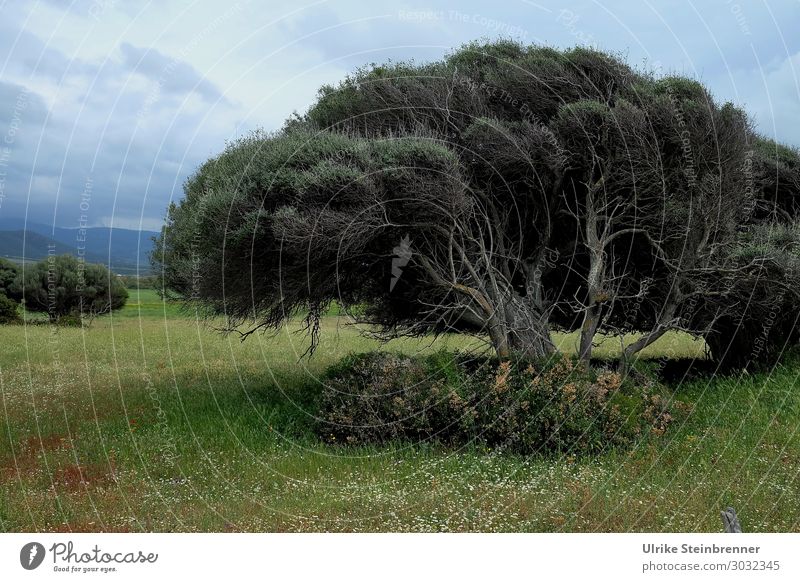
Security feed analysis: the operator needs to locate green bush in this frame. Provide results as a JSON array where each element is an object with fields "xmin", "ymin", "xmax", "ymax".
[
  {"xmin": 319, "ymin": 352, "xmax": 676, "ymax": 455},
  {"xmin": 0, "ymin": 258, "xmax": 20, "ymax": 301},
  {"xmin": 0, "ymin": 293, "xmax": 21, "ymax": 324},
  {"xmin": 11, "ymin": 255, "xmax": 128, "ymax": 322},
  {"xmin": 319, "ymin": 351, "xmax": 469, "ymax": 445}
]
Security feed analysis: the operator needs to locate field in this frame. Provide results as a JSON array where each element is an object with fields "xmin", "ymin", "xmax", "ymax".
[{"xmin": 1, "ymin": 289, "xmax": 799, "ymax": 532}]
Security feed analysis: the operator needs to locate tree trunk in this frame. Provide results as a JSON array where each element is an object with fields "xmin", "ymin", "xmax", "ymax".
[
  {"xmin": 579, "ymin": 304, "xmax": 601, "ymax": 364},
  {"xmin": 579, "ymin": 245, "xmax": 604, "ymax": 364},
  {"xmin": 618, "ymin": 327, "xmax": 668, "ymax": 373},
  {"xmin": 502, "ymin": 292, "xmax": 555, "ymax": 361},
  {"xmin": 579, "ymin": 182, "xmax": 604, "ymax": 365},
  {"xmin": 487, "ymin": 314, "xmax": 511, "ymax": 359},
  {"xmin": 618, "ymin": 303, "xmax": 677, "ymax": 373},
  {"xmin": 506, "ymin": 311, "xmax": 556, "ymax": 360}
]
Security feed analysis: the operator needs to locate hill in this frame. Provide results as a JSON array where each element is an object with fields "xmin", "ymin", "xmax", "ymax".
[
  {"xmin": 0, "ymin": 230, "xmax": 104, "ymax": 263},
  {"xmin": 0, "ymin": 219, "xmax": 158, "ymax": 273}
]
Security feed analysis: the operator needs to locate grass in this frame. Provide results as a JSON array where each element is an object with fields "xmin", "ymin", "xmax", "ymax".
[{"xmin": 1, "ymin": 289, "xmax": 798, "ymax": 532}]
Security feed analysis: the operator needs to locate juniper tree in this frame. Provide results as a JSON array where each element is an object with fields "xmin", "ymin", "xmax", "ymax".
[{"xmin": 155, "ymin": 40, "xmax": 798, "ymax": 365}]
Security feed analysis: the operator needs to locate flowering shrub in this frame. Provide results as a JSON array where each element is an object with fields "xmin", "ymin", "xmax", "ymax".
[{"xmin": 318, "ymin": 351, "xmax": 677, "ymax": 455}]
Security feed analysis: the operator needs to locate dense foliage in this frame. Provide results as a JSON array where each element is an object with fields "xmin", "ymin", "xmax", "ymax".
[
  {"xmin": 155, "ymin": 41, "xmax": 800, "ymax": 369},
  {"xmin": 0, "ymin": 258, "xmax": 20, "ymax": 301},
  {"xmin": 319, "ymin": 351, "xmax": 675, "ymax": 454},
  {"xmin": 12, "ymin": 254, "xmax": 128, "ymax": 322},
  {"xmin": 0, "ymin": 293, "xmax": 21, "ymax": 324}
]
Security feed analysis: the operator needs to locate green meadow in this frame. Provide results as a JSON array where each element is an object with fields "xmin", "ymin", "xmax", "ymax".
[{"xmin": 1, "ymin": 289, "xmax": 798, "ymax": 532}]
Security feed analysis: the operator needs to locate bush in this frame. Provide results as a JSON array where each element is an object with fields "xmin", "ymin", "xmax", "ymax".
[
  {"xmin": 0, "ymin": 258, "xmax": 20, "ymax": 301},
  {"xmin": 0, "ymin": 293, "xmax": 21, "ymax": 324},
  {"xmin": 11, "ymin": 255, "xmax": 128, "ymax": 322},
  {"xmin": 319, "ymin": 351, "xmax": 676, "ymax": 455},
  {"xmin": 319, "ymin": 351, "xmax": 469, "ymax": 445}
]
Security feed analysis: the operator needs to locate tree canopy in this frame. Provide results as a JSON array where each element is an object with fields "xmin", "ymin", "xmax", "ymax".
[
  {"xmin": 13, "ymin": 255, "xmax": 128, "ymax": 322},
  {"xmin": 0, "ymin": 258, "xmax": 20, "ymax": 301},
  {"xmin": 155, "ymin": 41, "xmax": 800, "ymax": 368}
]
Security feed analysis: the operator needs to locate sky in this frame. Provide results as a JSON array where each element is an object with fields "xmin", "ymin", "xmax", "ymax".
[{"xmin": 0, "ymin": 0, "xmax": 798, "ymax": 232}]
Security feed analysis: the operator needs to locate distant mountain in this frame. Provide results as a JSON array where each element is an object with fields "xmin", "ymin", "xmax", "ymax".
[
  {"xmin": 0, "ymin": 230, "xmax": 96, "ymax": 262},
  {"xmin": 48, "ymin": 226, "xmax": 158, "ymax": 267},
  {"xmin": 0, "ymin": 219, "xmax": 159, "ymax": 274}
]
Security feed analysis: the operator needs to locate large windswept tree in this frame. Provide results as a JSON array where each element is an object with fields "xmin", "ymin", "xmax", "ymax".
[{"xmin": 155, "ymin": 41, "xmax": 799, "ymax": 366}]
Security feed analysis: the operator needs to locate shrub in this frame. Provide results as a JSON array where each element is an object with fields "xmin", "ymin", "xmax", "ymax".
[
  {"xmin": 11, "ymin": 255, "xmax": 128, "ymax": 322},
  {"xmin": 319, "ymin": 351, "xmax": 677, "ymax": 455},
  {"xmin": 319, "ymin": 351, "xmax": 469, "ymax": 445},
  {"xmin": 0, "ymin": 293, "xmax": 21, "ymax": 324},
  {"xmin": 0, "ymin": 258, "xmax": 20, "ymax": 301},
  {"xmin": 460, "ymin": 357, "xmax": 615, "ymax": 454}
]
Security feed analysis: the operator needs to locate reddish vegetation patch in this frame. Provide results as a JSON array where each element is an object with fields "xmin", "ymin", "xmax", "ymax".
[
  {"xmin": 24, "ymin": 433, "xmax": 69, "ymax": 452},
  {"xmin": 0, "ymin": 463, "xmax": 34, "ymax": 483},
  {"xmin": 2, "ymin": 430, "xmax": 122, "ymax": 508},
  {"xmin": 52, "ymin": 462, "xmax": 118, "ymax": 492},
  {"xmin": 0, "ymin": 432, "xmax": 71, "ymax": 483}
]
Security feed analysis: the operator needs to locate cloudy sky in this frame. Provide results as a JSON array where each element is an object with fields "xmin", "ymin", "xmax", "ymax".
[{"xmin": 1, "ymin": 0, "xmax": 798, "ymax": 231}]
